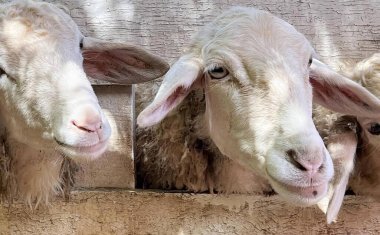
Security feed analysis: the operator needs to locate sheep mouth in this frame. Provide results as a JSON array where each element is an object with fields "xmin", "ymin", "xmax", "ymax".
[
  {"xmin": 279, "ymin": 182, "xmax": 327, "ymax": 198},
  {"xmin": 267, "ymin": 174, "xmax": 328, "ymax": 205},
  {"xmin": 54, "ymin": 138, "xmax": 108, "ymax": 158}
]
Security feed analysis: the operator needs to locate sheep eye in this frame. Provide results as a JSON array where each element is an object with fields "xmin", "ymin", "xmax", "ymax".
[
  {"xmin": 368, "ymin": 123, "xmax": 380, "ymax": 135},
  {"xmin": 79, "ymin": 38, "xmax": 84, "ymax": 49},
  {"xmin": 308, "ymin": 57, "xmax": 312, "ymax": 66},
  {"xmin": 208, "ymin": 66, "xmax": 229, "ymax": 79},
  {"xmin": 0, "ymin": 67, "xmax": 5, "ymax": 76}
]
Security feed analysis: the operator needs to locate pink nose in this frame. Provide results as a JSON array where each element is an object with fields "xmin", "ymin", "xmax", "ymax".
[
  {"xmin": 71, "ymin": 106, "xmax": 102, "ymax": 133},
  {"xmin": 286, "ymin": 149, "xmax": 324, "ymax": 175},
  {"xmin": 295, "ymin": 158, "xmax": 323, "ymax": 175}
]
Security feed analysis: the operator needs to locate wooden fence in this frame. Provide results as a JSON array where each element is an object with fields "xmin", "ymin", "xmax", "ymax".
[{"xmin": 1, "ymin": 0, "xmax": 379, "ymax": 234}]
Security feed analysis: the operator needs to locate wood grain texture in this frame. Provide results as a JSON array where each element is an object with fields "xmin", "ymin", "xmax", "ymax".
[
  {"xmin": 74, "ymin": 86, "xmax": 134, "ymax": 189},
  {"xmin": 1, "ymin": 191, "xmax": 380, "ymax": 235},
  {"xmin": 45, "ymin": 0, "xmax": 379, "ymax": 67}
]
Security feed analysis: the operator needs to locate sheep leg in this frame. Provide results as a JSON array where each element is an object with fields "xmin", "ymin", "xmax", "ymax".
[{"xmin": 318, "ymin": 131, "xmax": 357, "ymax": 224}]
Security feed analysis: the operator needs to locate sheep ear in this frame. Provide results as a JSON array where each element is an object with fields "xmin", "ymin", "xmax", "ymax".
[
  {"xmin": 317, "ymin": 130, "xmax": 357, "ymax": 224},
  {"xmin": 310, "ymin": 58, "xmax": 380, "ymax": 117},
  {"xmin": 82, "ymin": 37, "xmax": 169, "ymax": 84},
  {"xmin": 137, "ymin": 55, "xmax": 202, "ymax": 127}
]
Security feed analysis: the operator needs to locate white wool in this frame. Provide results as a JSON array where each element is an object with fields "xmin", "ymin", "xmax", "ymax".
[
  {"xmin": 314, "ymin": 53, "xmax": 380, "ymax": 223},
  {"xmin": 0, "ymin": 0, "xmax": 108, "ymax": 205},
  {"xmin": 137, "ymin": 6, "xmax": 380, "ymax": 212},
  {"xmin": 0, "ymin": 0, "xmax": 168, "ymax": 206},
  {"xmin": 136, "ymin": 88, "xmax": 271, "ymax": 194},
  {"xmin": 349, "ymin": 54, "xmax": 380, "ymax": 197}
]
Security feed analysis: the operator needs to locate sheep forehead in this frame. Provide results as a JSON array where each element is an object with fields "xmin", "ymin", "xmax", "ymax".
[
  {"xmin": 0, "ymin": 1, "xmax": 80, "ymax": 49},
  {"xmin": 192, "ymin": 7, "xmax": 312, "ymax": 75},
  {"xmin": 0, "ymin": 0, "xmax": 82, "ymax": 79}
]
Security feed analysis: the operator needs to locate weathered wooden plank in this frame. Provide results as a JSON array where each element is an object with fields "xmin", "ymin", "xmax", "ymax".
[
  {"xmin": 0, "ymin": 192, "xmax": 380, "ymax": 235},
  {"xmin": 73, "ymin": 85, "xmax": 134, "ymax": 189},
  {"xmin": 46, "ymin": 0, "xmax": 379, "ymax": 67}
]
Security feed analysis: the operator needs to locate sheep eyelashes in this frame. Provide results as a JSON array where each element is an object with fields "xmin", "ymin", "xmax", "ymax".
[{"xmin": 367, "ymin": 122, "xmax": 380, "ymax": 135}]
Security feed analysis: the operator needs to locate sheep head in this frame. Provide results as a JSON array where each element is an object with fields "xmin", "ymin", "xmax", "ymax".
[
  {"xmin": 0, "ymin": 0, "xmax": 169, "ymax": 159},
  {"xmin": 316, "ymin": 53, "xmax": 380, "ymax": 223},
  {"xmin": 353, "ymin": 54, "xmax": 380, "ymax": 144},
  {"xmin": 138, "ymin": 7, "xmax": 380, "ymax": 206}
]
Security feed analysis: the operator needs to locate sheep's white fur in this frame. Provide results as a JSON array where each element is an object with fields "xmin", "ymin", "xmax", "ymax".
[
  {"xmin": 137, "ymin": 7, "xmax": 380, "ymax": 206},
  {"xmin": 350, "ymin": 54, "xmax": 380, "ymax": 197},
  {"xmin": 313, "ymin": 107, "xmax": 358, "ymax": 223},
  {"xmin": 0, "ymin": 0, "xmax": 168, "ymax": 205},
  {"xmin": 136, "ymin": 88, "xmax": 271, "ymax": 194},
  {"xmin": 313, "ymin": 53, "xmax": 380, "ymax": 223}
]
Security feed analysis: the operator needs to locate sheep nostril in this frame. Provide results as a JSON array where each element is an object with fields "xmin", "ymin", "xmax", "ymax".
[
  {"xmin": 286, "ymin": 149, "xmax": 323, "ymax": 174},
  {"xmin": 72, "ymin": 120, "xmax": 96, "ymax": 133},
  {"xmin": 318, "ymin": 164, "xmax": 324, "ymax": 172},
  {"xmin": 71, "ymin": 117, "xmax": 102, "ymax": 133},
  {"xmin": 286, "ymin": 149, "xmax": 308, "ymax": 171},
  {"xmin": 292, "ymin": 159, "xmax": 308, "ymax": 171},
  {"xmin": 70, "ymin": 105, "xmax": 103, "ymax": 133}
]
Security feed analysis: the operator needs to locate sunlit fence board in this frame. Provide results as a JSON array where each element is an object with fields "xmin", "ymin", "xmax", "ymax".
[
  {"xmin": 1, "ymin": 192, "xmax": 380, "ymax": 235},
  {"xmin": 74, "ymin": 86, "xmax": 135, "ymax": 189}
]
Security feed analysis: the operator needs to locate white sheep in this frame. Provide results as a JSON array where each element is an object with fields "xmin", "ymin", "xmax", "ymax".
[
  {"xmin": 350, "ymin": 53, "xmax": 380, "ymax": 197},
  {"xmin": 0, "ymin": 0, "xmax": 168, "ymax": 206},
  {"xmin": 315, "ymin": 53, "xmax": 380, "ymax": 223},
  {"xmin": 137, "ymin": 7, "xmax": 380, "ymax": 206}
]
